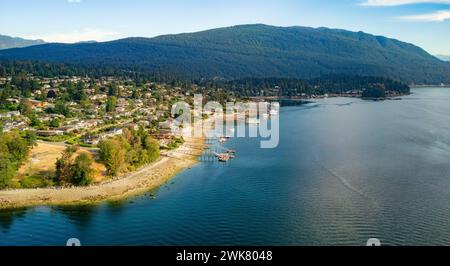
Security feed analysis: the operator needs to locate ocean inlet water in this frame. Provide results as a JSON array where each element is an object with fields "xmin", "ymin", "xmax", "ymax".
[{"xmin": 2, "ymin": 88, "xmax": 450, "ymax": 246}]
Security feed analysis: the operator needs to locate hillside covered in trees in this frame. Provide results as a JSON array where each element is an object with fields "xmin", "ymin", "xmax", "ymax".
[
  {"xmin": 0, "ymin": 24, "xmax": 449, "ymax": 84},
  {"xmin": 0, "ymin": 35, "xmax": 45, "ymax": 50}
]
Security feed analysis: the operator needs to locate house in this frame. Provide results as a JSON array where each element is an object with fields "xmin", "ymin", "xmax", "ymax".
[
  {"xmin": 116, "ymin": 107, "xmax": 127, "ymax": 113},
  {"xmin": 6, "ymin": 98, "xmax": 20, "ymax": 104},
  {"xmin": 140, "ymin": 107, "xmax": 156, "ymax": 116},
  {"xmin": 91, "ymin": 94, "xmax": 107, "ymax": 101},
  {"xmin": 2, "ymin": 121, "xmax": 28, "ymax": 132},
  {"xmin": 37, "ymin": 130, "xmax": 64, "ymax": 137},
  {"xmin": 29, "ymin": 100, "xmax": 48, "ymax": 108},
  {"xmin": 138, "ymin": 120, "xmax": 151, "ymax": 127},
  {"xmin": 84, "ymin": 128, "xmax": 123, "ymax": 145},
  {"xmin": 0, "ymin": 111, "xmax": 21, "ymax": 119},
  {"xmin": 156, "ymin": 111, "xmax": 166, "ymax": 118},
  {"xmin": 59, "ymin": 125, "xmax": 77, "ymax": 133}
]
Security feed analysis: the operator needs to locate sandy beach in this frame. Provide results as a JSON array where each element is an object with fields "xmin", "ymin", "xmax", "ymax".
[{"xmin": 0, "ymin": 136, "xmax": 206, "ymax": 210}]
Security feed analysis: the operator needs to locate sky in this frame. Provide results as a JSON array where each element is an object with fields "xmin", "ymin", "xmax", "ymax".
[{"xmin": 0, "ymin": 0, "xmax": 450, "ymax": 55}]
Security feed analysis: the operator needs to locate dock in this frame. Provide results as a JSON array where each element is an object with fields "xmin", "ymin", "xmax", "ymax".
[
  {"xmin": 203, "ymin": 136, "xmax": 237, "ymax": 162},
  {"xmin": 215, "ymin": 153, "xmax": 232, "ymax": 162}
]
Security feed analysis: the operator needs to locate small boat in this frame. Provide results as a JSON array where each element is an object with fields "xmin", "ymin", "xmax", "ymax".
[{"xmin": 219, "ymin": 137, "xmax": 230, "ymax": 143}]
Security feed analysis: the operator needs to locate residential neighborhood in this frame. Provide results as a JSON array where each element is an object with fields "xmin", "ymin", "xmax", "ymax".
[{"xmin": 0, "ymin": 74, "xmax": 203, "ymax": 147}]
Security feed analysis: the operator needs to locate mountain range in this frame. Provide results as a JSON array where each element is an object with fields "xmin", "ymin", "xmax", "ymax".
[
  {"xmin": 0, "ymin": 24, "xmax": 449, "ymax": 84},
  {"xmin": 0, "ymin": 35, "xmax": 45, "ymax": 50}
]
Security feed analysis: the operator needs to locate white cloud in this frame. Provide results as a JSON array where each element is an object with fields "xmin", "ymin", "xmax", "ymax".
[
  {"xmin": 399, "ymin": 10, "xmax": 450, "ymax": 20},
  {"xmin": 24, "ymin": 28, "xmax": 121, "ymax": 43},
  {"xmin": 67, "ymin": 0, "xmax": 82, "ymax": 3},
  {"xmin": 361, "ymin": 1, "xmax": 450, "ymax": 22},
  {"xmin": 361, "ymin": 0, "xmax": 450, "ymax": 6}
]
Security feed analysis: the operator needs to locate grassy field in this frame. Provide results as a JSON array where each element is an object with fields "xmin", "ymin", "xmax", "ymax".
[{"xmin": 15, "ymin": 142, "xmax": 107, "ymax": 188}]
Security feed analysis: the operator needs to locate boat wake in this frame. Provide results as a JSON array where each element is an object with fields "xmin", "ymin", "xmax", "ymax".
[
  {"xmin": 319, "ymin": 164, "xmax": 371, "ymax": 201},
  {"xmin": 311, "ymin": 148, "xmax": 376, "ymax": 203}
]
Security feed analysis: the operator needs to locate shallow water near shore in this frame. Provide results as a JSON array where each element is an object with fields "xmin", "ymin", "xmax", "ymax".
[{"xmin": 3, "ymin": 88, "xmax": 450, "ymax": 246}]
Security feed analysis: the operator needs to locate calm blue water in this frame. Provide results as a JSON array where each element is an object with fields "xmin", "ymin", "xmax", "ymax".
[{"xmin": 3, "ymin": 88, "xmax": 450, "ymax": 246}]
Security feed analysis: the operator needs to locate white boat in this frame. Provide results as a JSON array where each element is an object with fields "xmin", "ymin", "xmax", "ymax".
[
  {"xmin": 219, "ymin": 136, "xmax": 230, "ymax": 143},
  {"xmin": 270, "ymin": 103, "xmax": 280, "ymax": 116}
]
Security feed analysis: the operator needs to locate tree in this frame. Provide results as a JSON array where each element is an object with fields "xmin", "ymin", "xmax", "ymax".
[
  {"xmin": 131, "ymin": 88, "xmax": 140, "ymax": 99},
  {"xmin": 99, "ymin": 139, "xmax": 126, "ymax": 176},
  {"xmin": 30, "ymin": 79, "xmax": 41, "ymax": 91},
  {"xmin": 3, "ymin": 131, "xmax": 29, "ymax": 163},
  {"xmin": 0, "ymin": 83, "xmax": 12, "ymax": 104},
  {"xmin": 46, "ymin": 89, "xmax": 57, "ymax": 99},
  {"xmin": 55, "ymin": 146, "xmax": 77, "ymax": 184},
  {"xmin": 66, "ymin": 81, "xmax": 76, "ymax": 100},
  {"xmin": 29, "ymin": 114, "xmax": 43, "ymax": 128},
  {"xmin": 53, "ymin": 101, "xmax": 71, "ymax": 117},
  {"xmin": 55, "ymin": 146, "xmax": 93, "ymax": 186},
  {"xmin": 69, "ymin": 153, "xmax": 93, "ymax": 186},
  {"xmin": 120, "ymin": 127, "xmax": 160, "ymax": 168},
  {"xmin": 143, "ymin": 135, "xmax": 160, "ymax": 163},
  {"xmin": 108, "ymin": 82, "xmax": 119, "ymax": 97},
  {"xmin": 0, "ymin": 131, "xmax": 34, "ymax": 189},
  {"xmin": 362, "ymin": 86, "xmax": 386, "ymax": 99},
  {"xmin": 22, "ymin": 89, "xmax": 32, "ymax": 98},
  {"xmin": 73, "ymin": 81, "xmax": 87, "ymax": 102},
  {"xmin": 0, "ymin": 155, "xmax": 15, "ymax": 189},
  {"xmin": 24, "ymin": 131, "xmax": 38, "ymax": 147},
  {"xmin": 106, "ymin": 96, "xmax": 117, "ymax": 113},
  {"xmin": 49, "ymin": 118, "xmax": 61, "ymax": 128},
  {"xmin": 19, "ymin": 98, "xmax": 33, "ymax": 116}
]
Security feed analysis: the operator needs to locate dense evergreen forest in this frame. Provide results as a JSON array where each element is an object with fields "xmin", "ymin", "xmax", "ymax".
[
  {"xmin": 0, "ymin": 60, "xmax": 410, "ymax": 99},
  {"xmin": 200, "ymin": 76, "xmax": 410, "ymax": 97},
  {"xmin": 0, "ymin": 25, "xmax": 448, "ymax": 84},
  {"xmin": 0, "ymin": 60, "xmax": 161, "ymax": 81}
]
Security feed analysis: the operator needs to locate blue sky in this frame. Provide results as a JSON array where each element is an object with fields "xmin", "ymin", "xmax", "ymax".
[{"xmin": 1, "ymin": 0, "xmax": 450, "ymax": 54}]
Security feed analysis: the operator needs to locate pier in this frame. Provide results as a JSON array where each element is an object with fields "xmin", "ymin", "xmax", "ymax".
[{"xmin": 200, "ymin": 137, "xmax": 237, "ymax": 162}]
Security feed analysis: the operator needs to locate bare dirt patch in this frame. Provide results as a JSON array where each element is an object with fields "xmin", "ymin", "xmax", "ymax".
[{"xmin": 16, "ymin": 142, "xmax": 107, "ymax": 183}]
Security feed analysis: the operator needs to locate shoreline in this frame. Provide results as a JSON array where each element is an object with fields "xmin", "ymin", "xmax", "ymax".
[
  {"xmin": 249, "ymin": 92, "xmax": 410, "ymax": 105},
  {"xmin": 0, "ymin": 136, "xmax": 206, "ymax": 210}
]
